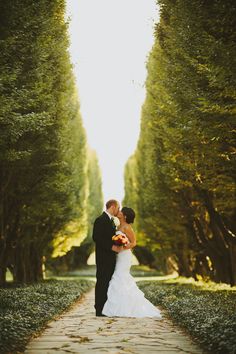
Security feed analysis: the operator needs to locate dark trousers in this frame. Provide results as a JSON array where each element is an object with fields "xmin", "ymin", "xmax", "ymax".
[{"xmin": 95, "ymin": 262, "xmax": 115, "ymax": 315}]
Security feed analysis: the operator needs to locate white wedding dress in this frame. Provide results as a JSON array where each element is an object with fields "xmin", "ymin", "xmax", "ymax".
[{"xmin": 102, "ymin": 231, "xmax": 162, "ymax": 318}]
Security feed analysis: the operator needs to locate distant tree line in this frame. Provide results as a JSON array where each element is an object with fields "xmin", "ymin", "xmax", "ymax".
[
  {"xmin": 124, "ymin": 0, "xmax": 236, "ymax": 285},
  {"xmin": 0, "ymin": 0, "xmax": 103, "ymax": 284}
]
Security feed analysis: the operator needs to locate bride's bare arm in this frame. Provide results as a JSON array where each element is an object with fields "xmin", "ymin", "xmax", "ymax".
[{"xmin": 123, "ymin": 225, "xmax": 136, "ymax": 249}]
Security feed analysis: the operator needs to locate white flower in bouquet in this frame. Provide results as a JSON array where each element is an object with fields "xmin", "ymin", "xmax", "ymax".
[{"xmin": 112, "ymin": 216, "xmax": 120, "ymax": 228}]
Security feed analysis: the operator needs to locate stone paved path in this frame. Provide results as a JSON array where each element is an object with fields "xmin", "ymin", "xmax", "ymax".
[{"xmin": 25, "ymin": 288, "xmax": 204, "ymax": 354}]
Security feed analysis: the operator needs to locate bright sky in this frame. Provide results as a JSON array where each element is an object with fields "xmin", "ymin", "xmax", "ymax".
[{"xmin": 66, "ymin": 0, "xmax": 159, "ymax": 204}]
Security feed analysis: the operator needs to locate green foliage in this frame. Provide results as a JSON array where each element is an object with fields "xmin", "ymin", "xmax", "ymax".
[
  {"xmin": 122, "ymin": 156, "xmax": 139, "ymax": 238},
  {"xmin": 124, "ymin": 0, "xmax": 236, "ymax": 284},
  {"xmin": 47, "ymin": 149, "xmax": 103, "ymax": 270},
  {"xmin": 0, "ymin": 279, "xmax": 93, "ymax": 353},
  {"xmin": 86, "ymin": 149, "xmax": 104, "ymax": 239},
  {"xmin": 138, "ymin": 279, "xmax": 236, "ymax": 354},
  {"xmin": 0, "ymin": 0, "xmax": 90, "ymax": 282},
  {"xmin": 66, "ymin": 149, "xmax": 103, "ymax": 268}
]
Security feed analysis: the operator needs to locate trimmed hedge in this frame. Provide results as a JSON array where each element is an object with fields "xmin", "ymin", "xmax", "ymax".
[
  {"xmin": 0, "ymin": 279, "xmax": 93, "ymax": 353},
  {"xmin": 138, "ymin": 278, "xmax": 236, "ymax": 354}
]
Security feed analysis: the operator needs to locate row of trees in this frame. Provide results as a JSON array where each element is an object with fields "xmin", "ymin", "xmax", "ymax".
[
  {"xmin": 124, "ymin": 0, "xmax": 236, "ymax": 285},
  {"xmin": 0, "ymin": 0, "xmax": 103, "ymax": 283},
  {"xmin": 48, "ymin": 149, "xmax": 103, "ymax": 272}
]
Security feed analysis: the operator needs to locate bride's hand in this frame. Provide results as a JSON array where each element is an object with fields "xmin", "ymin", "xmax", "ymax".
[{"xmin": 112, "ymin": 245, "xmax": 123, "ymax": 253}]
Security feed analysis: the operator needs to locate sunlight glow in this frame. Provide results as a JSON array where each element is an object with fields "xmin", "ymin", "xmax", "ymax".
[{"xmin": 66, "ymin": 0, "xmax": 159, "ymax": 203}]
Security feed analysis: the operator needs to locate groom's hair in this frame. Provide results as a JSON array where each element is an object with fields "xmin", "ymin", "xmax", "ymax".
[{"xmin": 106, "ymin": 199, "xmax": 118, "ymax": 209}]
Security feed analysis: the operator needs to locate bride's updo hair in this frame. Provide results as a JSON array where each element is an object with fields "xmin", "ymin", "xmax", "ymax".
[{"xmin": 121, "ymin": 207, "xmax": 135, "ymax": 224}]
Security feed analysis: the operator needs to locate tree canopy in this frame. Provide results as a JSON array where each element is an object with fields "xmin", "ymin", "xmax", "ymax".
[
  {"xmin": 124, "ymin": 0, "xmax": 236, "ymax": 285},
  {"xmin": 0, "ymin": 0, "xmax": 103, "ymax": 283}
]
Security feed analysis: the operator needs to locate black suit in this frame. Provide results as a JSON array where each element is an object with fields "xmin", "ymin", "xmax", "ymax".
[{"xmin": 92, "ymin": 212, "xmax": 116, "ymax": 316}]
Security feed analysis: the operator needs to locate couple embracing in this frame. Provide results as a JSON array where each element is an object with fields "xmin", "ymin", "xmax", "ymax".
[{"xmin": 92, "ymin": 199, "xmax": 162, "ymax": 318}]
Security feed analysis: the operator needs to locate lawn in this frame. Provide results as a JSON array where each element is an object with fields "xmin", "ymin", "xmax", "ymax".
[
  {"xmin": 45, "ymin": 264, "xmax": 166, "ymax": 281},
  {"xmin": 138, "ymin": 277, "xmax": 236, "ymax": 354}
]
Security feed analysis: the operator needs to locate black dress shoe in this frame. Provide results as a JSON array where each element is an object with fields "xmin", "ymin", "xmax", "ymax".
[{"xmin": 96, "ymin": 313, "xmax": 106, "ymax": 317}]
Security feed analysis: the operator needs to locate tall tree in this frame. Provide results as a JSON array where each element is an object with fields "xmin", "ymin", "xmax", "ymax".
[
  {"xmin": 71, "ymin": 149, "xmax": 104, "ymax": 268},
  {"xmin": 0, "ymin": 0, "xmax": 88, "ymax": 283},
  {"xmin": 124, "ymin": 0, "xmax": 236, "ymax": 284},
  {"xmin": 49, "ymin": 149, "xmax": 104, "ymax": 271}
]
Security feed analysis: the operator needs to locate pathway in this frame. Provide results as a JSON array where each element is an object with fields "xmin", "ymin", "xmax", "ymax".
[{"xmin": 25, "ymin": 288, "xmax": 204, "ymax": 354}]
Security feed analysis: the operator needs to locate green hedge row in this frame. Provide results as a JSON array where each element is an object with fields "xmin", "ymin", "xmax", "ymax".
[
  {"xmin": 0, "ymin": 279, "xmax": 93, "ymax": 353},
  {"xmin": 138, "ymin": 279, "xmax": 236, "ymax": 354}
]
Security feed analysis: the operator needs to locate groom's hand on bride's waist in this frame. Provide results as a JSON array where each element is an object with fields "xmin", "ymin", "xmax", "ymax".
[{"xmin": 112, "ymin": 245, "xmax": 123, "ymax": 253}]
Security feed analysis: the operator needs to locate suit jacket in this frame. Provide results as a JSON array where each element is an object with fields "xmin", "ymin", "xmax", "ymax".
[{"xmin": 92, "ymin": 212, "xmax": 116, "ymax": 269}]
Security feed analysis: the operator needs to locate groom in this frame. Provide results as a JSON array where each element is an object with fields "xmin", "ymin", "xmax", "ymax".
[{"xmin": 92, "ymin": 199, "xmax": 122, "ymax": 316}]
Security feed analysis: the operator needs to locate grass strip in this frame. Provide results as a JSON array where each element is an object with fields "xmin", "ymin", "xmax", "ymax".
[
  {"xmin": 0, "ymin": 279, "xmax": 93, "ymax": 353},
  {"xmin": 138, "ymin": 278, "xmax": 236, "ymax": 354}
]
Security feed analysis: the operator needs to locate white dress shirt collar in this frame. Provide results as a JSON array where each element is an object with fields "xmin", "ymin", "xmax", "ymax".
[{"xmin": 105, "ymin": 210, "xmax": 113, "ymax": 219}]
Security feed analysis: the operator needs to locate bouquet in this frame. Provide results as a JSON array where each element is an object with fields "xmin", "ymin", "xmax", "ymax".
[
  {"xmin": 112, "ymin": 216, "xmax": 120, "ymax": 228},
  {"xmin": 112, "ymin": 231, "xmax": 129, "ymax": 246}
]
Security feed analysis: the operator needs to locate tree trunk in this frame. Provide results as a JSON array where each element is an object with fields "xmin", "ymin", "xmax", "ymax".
[
  {"xmin": 195, "ymin": 187, "xmax": 236, "ymax": 286},
  {"xmin": 175, "ymin": 242, "xmax": 192, "ymax": 277},
  {"xmin": 0, "ymin": 267, "xmax": 6, "ymax": 285},
  {"xmin": 133, "ymin": 246, "xmax": 155, "ymax": 267},
  {"xmin": 13, "ymin": 243, "xmax": 43, "ymax": 282},
  {"xmin": 229, "ymin": 243, "xmax": 236, "ymax": 285},
  {"xmin": 30, "ymin": 243, "xmax": 43, "ymax": 281},
  {"xmin": 14, "ymin": 244, "xmax": 26, "ymax": 282},
  {"xmin": 192, "ymin": 253, "xmax": 212, "ymax": 280},
  {"xmin": 71, "ymin": 242, "xmax": 95, "ymax": 269}
]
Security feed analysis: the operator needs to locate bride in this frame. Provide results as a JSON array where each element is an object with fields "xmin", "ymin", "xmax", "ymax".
[{"xmin": 102, "ymin": 207, "xmax": 162, "ymax": 318}]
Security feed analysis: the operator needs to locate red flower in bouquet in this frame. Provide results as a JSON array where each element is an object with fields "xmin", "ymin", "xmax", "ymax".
[{"xmin": 112, "ymin": 233, "xmax": 129, "ymax": 246}]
